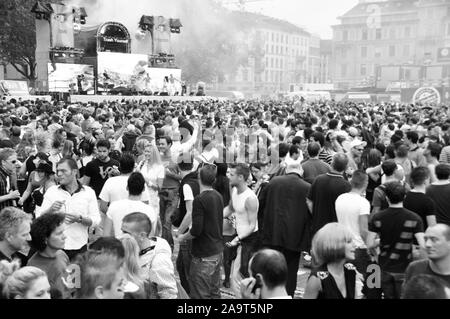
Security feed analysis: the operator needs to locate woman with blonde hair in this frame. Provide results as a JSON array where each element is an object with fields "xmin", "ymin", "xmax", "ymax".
[
  {"xmin": 134, "ymin": 138, "xmax": 150, "ymax": 163},
  {"xmin": 119, "ymin": 234, "xmax": 152, "ymax": 299},
  {"xmin": 303, "ymin": 223, "xmax": 363, "ymax": 299},
  {"xmin": 0, "ymin": 260, "xmax": 51, "ymax": 299},
  {"xmin": 137, "ymin": 144, "xmax": 165, "ymax": 213}
]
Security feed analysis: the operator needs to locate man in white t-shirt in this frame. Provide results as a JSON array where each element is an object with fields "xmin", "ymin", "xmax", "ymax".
[
  {"xmin": 99, "ymin": 154, "xmax": 150, "ymax": 214},
  {"xmin": 103, "ymin": 172, "xmax": 159, "ymax": 238},
  {"xmin": 335, "ymin": 170, "xmax": 370, "ymax": 276}
]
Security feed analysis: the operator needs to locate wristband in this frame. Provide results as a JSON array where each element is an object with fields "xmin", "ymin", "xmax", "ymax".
[{"xmin": 78, "ymin": 215, "xmax": 83, "ymax": 223}]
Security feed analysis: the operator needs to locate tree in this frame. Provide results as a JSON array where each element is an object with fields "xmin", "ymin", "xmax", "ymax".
[{"xmin": 0, "ymin": 0, "xmax": 56, "ymax": 85}]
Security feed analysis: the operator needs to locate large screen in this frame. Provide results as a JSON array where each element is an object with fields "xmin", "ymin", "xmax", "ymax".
[
  {"xmin": 98, "ymin": 52, "xmax": 181, "ymax": 94},
  {"xmin": 48, "ymin": 63, "xmax": 95, "ymax": 93}
]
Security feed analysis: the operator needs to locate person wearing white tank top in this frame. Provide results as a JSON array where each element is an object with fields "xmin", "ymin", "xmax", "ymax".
[{"xmin": 224, "ymin": 164, "xmax": 259, "ymax": 298}]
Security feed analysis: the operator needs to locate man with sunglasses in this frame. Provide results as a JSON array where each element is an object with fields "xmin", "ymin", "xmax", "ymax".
[{"xmin": 0, "ymin": 148, "xmax": 20, "ymax": 210}]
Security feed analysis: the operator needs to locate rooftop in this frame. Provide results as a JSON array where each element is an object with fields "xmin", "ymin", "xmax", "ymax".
[
  {"xmin": 231, "ymin": 10, "xmax": 311, "ymax": 36},
  {"xmin": 339, "ymin": 0, "xmax": 418, "ymax": 19}
]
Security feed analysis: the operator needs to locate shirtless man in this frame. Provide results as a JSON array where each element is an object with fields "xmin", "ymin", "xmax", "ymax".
[{"xmin": 224, "ymin": 163, "xmax": 259, "ymax": 298}]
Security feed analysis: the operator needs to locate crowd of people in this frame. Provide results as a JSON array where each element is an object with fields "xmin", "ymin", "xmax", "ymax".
[{"xmin": 0, "ymin": 95, "xmax": 450, "ymax": 299}]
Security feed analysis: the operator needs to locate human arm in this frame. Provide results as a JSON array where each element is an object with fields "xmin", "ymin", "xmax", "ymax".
[
  {"xmin": 81, "ymin": 175, "xmax": 91, "ymax": 186},
  {"xmin": 177, "ymin": 201, "xmax": 193, "ymax": 235},
  {"xmin": 359, "ymin": 214, "xmax": 369, "ymax": 244},
  {"xmin": 179, "ymin": 198, "xmax": 202, "ymax": 241},
  {"xmin": 0, "ymin": 190, "xmax": 20, "ymax": 203},
  {"xmin": 366, "ymin": 165, "xmax": 381, "ymax": 175},
  {"xmin": 102, "ymin": 216, "xmax": 114, "ymax": 237},
  {"xmin": 306, "ymin": 198, "xmax": 313, "ymax": 214},
  {"xmin": 18, "ymin": 177, "xmax": 35, "ymax": 206},
  {"xmin": 303, "ymin": 275, "xmax": 321, "ymax": 299},
  {"xmin": 426, "ymin": 215, "xmax": 437, "ymax": 227},
  {"xmin": 306, "ymin": 181, "xmax": 315, "ymax": 214},
  {"xmin": 240, "ymin": 277, "xmax": 261, "ymax": 299},
  {"xmin": 415, "ymin": 232, "xmax": 425, "ymax": 250}
]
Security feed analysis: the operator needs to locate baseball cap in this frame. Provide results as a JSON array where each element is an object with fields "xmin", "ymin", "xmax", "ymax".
[{"xmin": 350, "ymin": 139, "xmax": 367, "ymax": 149}]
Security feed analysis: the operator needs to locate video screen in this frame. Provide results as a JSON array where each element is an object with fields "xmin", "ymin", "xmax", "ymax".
[
  {"xmin": 48, "ymin": 63, "xmax": 95, "ymax": 93},
  {"xmin": 98, "ymin": 52, "xmax": 182, "ymax": 94}
]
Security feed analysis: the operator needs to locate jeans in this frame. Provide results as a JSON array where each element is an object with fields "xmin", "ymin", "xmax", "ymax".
[
  {"xmin": 381, "ymin": 271, "xmax": 405, "ymax": 299},
  {"xmin": 189, "ymin": 253, "xmax": 223, "ymax": 299},
  {"xmin": 176, "ymin": 239, "xmax": 192, "ymax": 295},
  {"xmin": 223, "ymin": 235, "xmax": 237, "ymax": 283},
  {"xmin": 159, "ymin": 188, "xmax": 179, "ymax": 251}
]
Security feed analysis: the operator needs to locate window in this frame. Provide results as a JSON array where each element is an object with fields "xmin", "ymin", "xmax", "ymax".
[
  {"xmin": 376, "ymin": 28, "xmax": 382, "ymax": 40},
  {"xmin": 405, "ymin": 26, "xmax": 411, "ymax": 38},
  {"xmin": 272, "ymin": 33, "xmax": 274, "ymax": 42},
  {"xmin": 374, "ymin": 48, "xmax": 381, "ymax": 58},
  {"xmin": 271, "ymin": 58, "xmax": 274, "ymax": 68},
  {"xmin": 360, "ymin": 64, "xmax": 367, "ymax": 76},
  {"xmin": 266, "ymin": 57, "xmax": 269, "ymax": 67},
  {"xmin": 341, "ymin": 64, "xmax": 347, "ymax": 77},
  {"xmin": 389, "ymin": 28, "xmax": 396, "ymax": 39},
  {"xmin": 343, "ymin": 30, "xmax": 348, "ymax": 41},
  {"xmin": 447, "ymin": 23, "xmax": 450, "ymax": 37},
  {"xmin": 361, "ymin": 46, "xmax": 367, "ymax": 58},
  {"xmin": 281, "ymin": 34, "xmax": 283, "ymax": 43},
  {"xmin": 362, "ymin": 29, "xmax": 368, "ymax": 40},
  {"xmin": 405, "ymin": 69, "xmax": 411, "ymax": 80},
  {"xmin": 271, "ymin": 45, "xmax": 274, "ymax": 54},
  {"xmin": 389, "ymin": 45, "xmax": 396, "ymax": 57},
  {"xmin": 403, "ymin": 45, "xmax": 410, "ymax": 57},
  {"xmin": 342, "ymin": 49, "xmax": 347, "ymax": 59},
  {"xmin": 265, "ymin": 70, "xmax": 268, "ymax": 82},
  {"xmin": 243, "ymin": 69, "xmax": 248, "ymax": 82}
]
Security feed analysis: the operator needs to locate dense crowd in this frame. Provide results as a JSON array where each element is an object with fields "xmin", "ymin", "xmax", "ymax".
[{"xmin": 0, "ymin": 95, "xmax": 450, "ymax": 299}]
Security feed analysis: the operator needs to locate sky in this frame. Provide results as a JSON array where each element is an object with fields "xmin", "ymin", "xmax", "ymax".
[{"xmin": 226, "ymin": 0, "xmax": 361, "ymax": 39}]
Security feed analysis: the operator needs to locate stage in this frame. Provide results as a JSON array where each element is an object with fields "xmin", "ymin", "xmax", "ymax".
[{"xmin": 69, "ymin": 95, "xmax": 223, "ymax": 103}]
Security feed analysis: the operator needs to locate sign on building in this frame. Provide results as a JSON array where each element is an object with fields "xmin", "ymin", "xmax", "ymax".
[
  {"xmin": 438, "ymin": 47, "xmax": 450, "ymax": 62},
  {"xmin": 412, "ymin": 87, "xmax": 441, "ymax": 104}
]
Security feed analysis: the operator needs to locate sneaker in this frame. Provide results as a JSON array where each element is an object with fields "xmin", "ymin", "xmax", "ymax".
[{"xmin": 223, "ymin": 280, "xmax": 230, "ymax": 288}]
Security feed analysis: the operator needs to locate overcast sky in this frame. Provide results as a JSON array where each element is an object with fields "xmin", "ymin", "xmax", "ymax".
[{"xmin": 230, "ymin": 0, "xmax": 361, "ymax": 39}]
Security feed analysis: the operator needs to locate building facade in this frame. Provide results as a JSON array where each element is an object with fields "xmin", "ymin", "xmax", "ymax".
[
  {"xmin": 308, "ymin": 34, "xmax": 321, "ymax": 83},
  {"xmin": 331, "ymin": 0, "xmax": 450, "ymax": 90},
  {"xmin": 218, "ymin": 11, "xmax": 313, "ymax": 96},
  {"xmin": 320, "ymin": 40, "xmax": 332, "ymax": 84}
]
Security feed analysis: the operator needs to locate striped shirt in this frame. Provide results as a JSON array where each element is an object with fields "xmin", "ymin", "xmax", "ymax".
[
  {"xmin": 439, "ymin": 146, "xmax": 450, "ymax": 164},
  {"xmin": 369, "ymin": 207, "xmax": 423, "ymax": 273}
]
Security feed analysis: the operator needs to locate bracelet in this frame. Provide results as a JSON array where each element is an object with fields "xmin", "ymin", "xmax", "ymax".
[{"xmin": 78, "ymin": 215, "xmax": 83, "ymax": 224}]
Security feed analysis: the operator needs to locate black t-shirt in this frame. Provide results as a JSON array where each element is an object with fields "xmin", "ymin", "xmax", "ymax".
[
  {"xmin": 190, "ymin": 190, "xmax": 224, "ymax": 258},
  {"xmin": 85, "ymin": 158, "xmax": 120, "ymax": 197},
  {"xmin": 405, "ymin": 259, "xmax": 450, "ymax": 287},
  {"xmin": 369, "ymin": 207, "xmax": 424, "ymax": 273},
  {"xmin": 0, "ymin": 250, "xmax": 28, "ymax": 266},
  {"xmin": 308, "ymin": 173, "xmax": 351, "ymax": 236},
  {"xmin": 403, "ymin": 192, "xmax": 436, "ymax": 229},
  {"xmin": 426, "ymin": 184, "xmax": 450, "ymax": 226}
]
